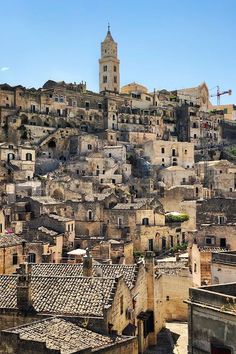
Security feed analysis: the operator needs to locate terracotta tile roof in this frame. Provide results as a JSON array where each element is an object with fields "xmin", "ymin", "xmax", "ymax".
[
  {"xmin": 30, "ymin": 276, "xmax": 117, "ymax": 317},
  {"xmin": 4, "ymin": 317, "xmax": 131, "ymax": 354},
  {"xmin": 31, "ymin": 263, "xmax": 139, "ymax": 289},
  {"xmin": 0, "ymin": 276, "xmax": 17, "ymax": 309},
  {"xmin": 0, "ymin": 234, "xmax": 24, "ymax": 248}
]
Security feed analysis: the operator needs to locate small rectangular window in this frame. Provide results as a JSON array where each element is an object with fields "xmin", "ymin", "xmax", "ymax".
[
  {"xmin": 120, "ymin": 295, "xmax": 124, "ymax": 315},
  {"xmin": 85, "ymin": 102, "xmax": 90, "ymax": 110},
  {"xmin": 114, "ymin": 76, "xmax": 117, "ymax": 84},
  {"xmin": 13, "ymin": 253, "xmax": 18, "ymax": 265},
  {"xmin": 103, "ymin": 76, "xmax": 107, "ymax": 83},
  {"xmin": 114, "ymin": 65, "xmax": 117, "ymax": 72},
  {"xmin": 103, "ymin": 65, "xmax": 107, "ymax": 72},
  {"xmin": 161, "ymin": 147, "xmax": 165, "ymax": 154},
  {"xmin": 220, "ymin": 238, "xmax": 226, "ymax": 248}
]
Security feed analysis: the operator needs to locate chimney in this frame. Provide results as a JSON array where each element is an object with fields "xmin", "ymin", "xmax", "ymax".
[
  {"xmin": 16, "ymin": 263, "xmax": 32, "ymax": 313},
  {"xmin": 83, "ymin": 249, "xmax": 93, "ymax": 277}
]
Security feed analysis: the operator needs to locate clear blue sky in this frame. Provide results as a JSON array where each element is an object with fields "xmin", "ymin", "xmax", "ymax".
[{"xmin": 0, "ymin": 0, "xmax": 235, "ymax": 105}]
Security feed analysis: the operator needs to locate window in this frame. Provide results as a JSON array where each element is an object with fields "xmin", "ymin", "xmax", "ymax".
[
  {"xmin": 54, "ymin": 95, "xmax": 59, "ymax": 102},
  {"xmin": 196, "ymin": 187, "xmax": 199, "ymax": 196},
  {"xmin": 7, "ymin": 153, "xmax": 15, "ymax": 162},
  {"xmin": 108, "ymin": 153, "xmax": 112, "ymax": 157},
  {"xmin": 194, "ymin": 134, "xmax": 197, "ymax": 139},
  {"xmin": 142, "ymin": 218, "xmax": 149, "ymax": 226},
  {"xmin": 28, "ymin": 253, "xmax": 36, "ymax": 263},
  {"xmin": 118, "ymin": 217, "xmax": 123, "ymax": 228},
  {"xmin": 161, "ymin": 147, "xmax": 165, "ymax": 154},
  {"xmin": 120, "ymin": 295, "xmax": 124, "ymax": 315},
  {"xmin": 148, "ymin": 239, "xmax": 154, "ymax": 251},
  {"xmin": 194, "ymin": 263, "xmax": 197, "ymax": 273},
  {"xmin": 114, "ymin": 76, "xmax": 117, "ymax": 83},
  {"xmin": 114, "ymin": 65, "xmax": 117, "ymax": 72},
  {"xmin": 185, "ymin": 149, "xmax": 187, "ymax": 154},
  {"xmin": 166, "ymin": 296, "xmax": 170, "ymax": 301},
  {"xmin": 103, "ymin": 76, "xmax": 107, "ymax": 83},
  {"xmin": 220, "ymin": 238, "xmax": 226, "ymax": 248},
  {"xmin": 87, "ymin": 210, "xmax": 93, "ymax": 221},
  {"xmin": 218, "ymin": 216, "xmax": 226, "ymax": 225},
  {"xmin": 59, "ymin": 96, "xmax": 64, "ymax": 102},
  {"xmin": 68, "ymin": 224, "xmax": 71, "ymax": 232},
  {"xmin": 172, "ymin": 149, "xmax": 176, "ymax": 157},
  {"xmin": 0, "ymin": 224, "xmax": 2, "ymax": 233},
  {"xmin": 112, "ymin": 179, "xmax": 116, "ymax": 183},
  {"xmin": 103, "ymin": 65, "xmax": 107, "ymax": 72},
  {"xmin": 26, "ymin": 153, "xmax": 32, "ymax": 161},
  {"xmin": 170, "ymin": 235, "xmax": 174, "ymax": 248},
  {"xmin": 162, "ymin": 237, "xmax": 166, "ymax": 250},
  {"xmin": 13, "ymin": 253, "xmax": 18, "ymax": 265},
  {"xmin": 205, "ymin": 236, "xmax": 215, "ymax": 245},
  {"xmin": 98, "ymin": 103, "xmax": 102, "ymax": 110},
  {"xmin": 87, "ymin": 144, "xmax": 92, "ymax": 150},
  {"xmin": 85, "ymin": 102, "xmax": 90, "ymax": 110}
]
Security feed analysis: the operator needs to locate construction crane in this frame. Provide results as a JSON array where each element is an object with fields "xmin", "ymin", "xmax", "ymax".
[{"xmin": 210, "ymin": 86, "xmax": 232, "ymax": 105}]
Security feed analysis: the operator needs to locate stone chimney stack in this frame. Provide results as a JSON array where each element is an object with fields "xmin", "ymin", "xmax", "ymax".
[
  {"xmin": 83, "ymin": 249, "xmax": 93, "ymax": 277},
  {"xmin": 16, "ymin": 263, "xmax": 32, "ymax": 313}
]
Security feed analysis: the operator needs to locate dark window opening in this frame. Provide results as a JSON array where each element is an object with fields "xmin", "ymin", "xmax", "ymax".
[
  {"xmin": 142, "ymin": 218, "xmax": 149, "ymax": 226},
  {"xmin": 148, "ymin": 239, "xmax": 154, "ymax": 251},
  {"xmin": 13, "ymin": 253, "xmax": 18, "ymax": 265},
  {"xmin": 28, "ymin": 253, "xmax": 36, "ymax": 263},
  {"xmin": 220, "ymin": 238, "xmax": 226, "ymax": 248}
]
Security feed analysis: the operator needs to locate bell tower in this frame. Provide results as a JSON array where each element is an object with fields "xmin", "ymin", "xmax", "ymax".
[{"xmin": 99, "ymin": 24, "xmax": 120, "ymax": 93}]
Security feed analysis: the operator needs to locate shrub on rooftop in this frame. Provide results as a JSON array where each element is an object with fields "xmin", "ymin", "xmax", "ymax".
[{"xmin": 165, "ymin": 213, "xmax": 189, "ymax": 223}]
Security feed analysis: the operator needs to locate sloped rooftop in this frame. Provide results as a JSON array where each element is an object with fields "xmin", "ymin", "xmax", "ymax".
[{"xmin": 3, "ymin": 317, "xmax": 132, "ymax": 354}]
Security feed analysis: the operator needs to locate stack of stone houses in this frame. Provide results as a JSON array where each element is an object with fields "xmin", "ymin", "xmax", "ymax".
[{"xmin": 0, "ymin": 27, "xmax": 236, "ymax": 353}]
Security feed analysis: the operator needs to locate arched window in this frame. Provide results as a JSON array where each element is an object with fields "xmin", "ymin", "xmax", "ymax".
[
  {"xmin": 87, "ymin": 210, "xmax": 93, "ymax": 221},
  {"xmin": 8, "ymin": 153, "xmax": 15, "ymax": 162},
  {"xmin": 142, "ymin": 218, "xmax": 149, "ymax": 226},
  {"xmin": 196, "ymin": 187, "xmax": 199, "ymax": 196},
  {"xmin": 26, "ymin": 153, "xmax": 32, "ymax": 161},
  {"xmin": 48, "ymin": 140, "xmax": 56, "ymax": 148}
]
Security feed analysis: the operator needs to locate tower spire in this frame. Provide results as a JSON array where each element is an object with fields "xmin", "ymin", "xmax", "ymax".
[{"xmin": 108, "ymin": 22, "xmax": 110, "ymax": 33}]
